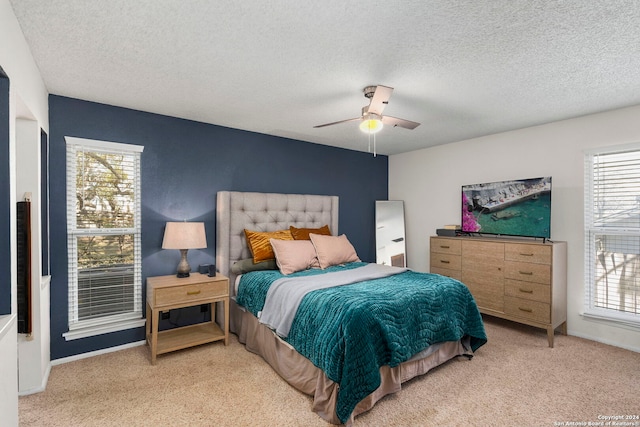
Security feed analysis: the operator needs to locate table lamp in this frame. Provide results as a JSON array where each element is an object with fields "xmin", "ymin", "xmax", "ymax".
[{"xmin": 162, "ymin": 221, "xmax": 207, "ymax": 278}]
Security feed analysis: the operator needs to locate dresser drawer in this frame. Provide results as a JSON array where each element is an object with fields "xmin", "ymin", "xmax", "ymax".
[
  {"xmin": 430, "ymin": 252, "xmax": 461, "ymax": 271},
  {"xmin": 431, "ymin": 267, "xmax": 461, "ymax": 281},
  {"xmin": 504, "ymin": 261, "xmax": 551, "ymax": 285},
  {"xmin": 505, "ymin": 279, "xmax": 550, "ymax": 303},
  {"xmin": 430, "ymin": 237, "xmax": 461, "ymax": 255},
  {"xmin": 504, "ymin": 296, "xmax": 550, "ymax": 323},
  {"xmin": 154, "ymin": 280, "xmax": 227, "ymax": 307},
  {"xmin": 505, "ymin": 243, "xmax": 551, "ymax": 264}
]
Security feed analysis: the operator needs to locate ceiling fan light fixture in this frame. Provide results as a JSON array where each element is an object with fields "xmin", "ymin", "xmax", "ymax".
[{"xmin": 359, "ymin": 114, "xmax": 383, "ymax": 134}]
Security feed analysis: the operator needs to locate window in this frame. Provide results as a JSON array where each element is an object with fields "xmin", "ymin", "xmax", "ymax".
[
  {"xmin": 64, "ymin": 137, "xmax": 144, "ymax": 340},
  {"xmin": 584, "ymin": 143, "xmax": 640, "ymax": 328}
]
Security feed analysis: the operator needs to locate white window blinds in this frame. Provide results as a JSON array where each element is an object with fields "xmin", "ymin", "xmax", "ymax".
[
  {"xmin": 584, "ymin": 144, "xmax": 640, "ymax": 326},
  {"xmin": 65, "ymin": 137, "xmax": 144, "ymax": 339}
]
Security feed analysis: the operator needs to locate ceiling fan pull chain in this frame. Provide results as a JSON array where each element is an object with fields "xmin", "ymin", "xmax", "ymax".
[
  {"xmin": 366, "ymin": 130, "xmax": 377, "ymax": 157},
  {"xmin": 373, "ymin": 132, "xmax": 377, "ymax": 157}
]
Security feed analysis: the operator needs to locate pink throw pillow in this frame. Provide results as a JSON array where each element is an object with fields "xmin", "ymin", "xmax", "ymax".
[
  {"xmin": 309, "ymin": 233, "xmax": 360, "ymax": 269},
  {"xmin": 270, "ymin": 239, "xmax": 320, "ymax": 275}
]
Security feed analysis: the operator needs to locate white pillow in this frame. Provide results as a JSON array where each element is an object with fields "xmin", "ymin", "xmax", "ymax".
[
  {"xmin": 309, "ymin": 233, "xmax": 360, "ymax": 269},
  {"xmin": 270, "ymin": 239, "xmax": 320, "ymax": 275}
]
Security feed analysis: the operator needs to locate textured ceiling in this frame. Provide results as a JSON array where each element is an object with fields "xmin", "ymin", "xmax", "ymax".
[{"xmin": 9, "ymin": 1, "xmax": 640, "ymax": 155}]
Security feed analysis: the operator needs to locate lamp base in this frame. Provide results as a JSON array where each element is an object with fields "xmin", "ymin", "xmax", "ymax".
[{"xmin": 176, "ymin": 249, "xmax": 191, "ymax": 279}]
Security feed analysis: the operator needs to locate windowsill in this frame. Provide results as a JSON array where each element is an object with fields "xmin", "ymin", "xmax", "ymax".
[
  {"xmin": 63, "ymin": 317, "xmax": 146, "ymax": 341},
  {"xmin": 581, "ymin": 312, "xmax": 640, "ymax": 332}
]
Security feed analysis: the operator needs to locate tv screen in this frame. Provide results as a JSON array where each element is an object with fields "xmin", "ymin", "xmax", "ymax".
[{"xmin": 462, "ymin": 177, "xmax": 552, "ymax": 239}]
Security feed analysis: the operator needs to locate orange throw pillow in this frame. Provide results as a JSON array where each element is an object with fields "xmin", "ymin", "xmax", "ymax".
[
  {"xmin": 290, "ymin": 224, "xmax": 331, "ymax": 240},
  {"xmin": 244, "ymin": 229, "xmax": 293, "ymax": 263}
]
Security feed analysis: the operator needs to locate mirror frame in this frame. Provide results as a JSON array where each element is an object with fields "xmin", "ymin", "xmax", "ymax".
[{"xmin": 375, "ymin": 200, "xmax": 406, "ymax": 267}]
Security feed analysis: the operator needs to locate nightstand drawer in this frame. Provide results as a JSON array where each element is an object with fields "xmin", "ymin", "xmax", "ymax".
[{"xmin": 154, "ymin": 280, "xmax": 227, "ymax": 306}]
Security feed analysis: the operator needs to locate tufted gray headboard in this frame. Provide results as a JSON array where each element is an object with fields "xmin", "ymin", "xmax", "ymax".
[{"xmin": 216, "ymin": 191, "xmax": 339, "ymax": 295}]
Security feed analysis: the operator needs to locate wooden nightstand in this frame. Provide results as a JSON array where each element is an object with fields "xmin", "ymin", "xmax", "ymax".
[{"xmin": 146, "ymin": 273, "xmax": 229, "ymax": 364}]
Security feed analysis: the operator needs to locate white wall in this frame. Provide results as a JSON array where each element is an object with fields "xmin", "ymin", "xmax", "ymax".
[
  {"xmin": 0, "ymin": 1, "xmax": 49, "ymax": 126},
  {"xmin": 16, "ymin": 118, "xmax": 51, "ymax": 394},
  {"xmin": 0, "ymin": 316, "xmax": 18, "ymax": 427},
  {"xmin": 390, "ymin": 105, "xmax": 640, "ymax": 352},
  {"xmin": 0, "ymin": 0, "xmax": 50, "ymax": 423}
]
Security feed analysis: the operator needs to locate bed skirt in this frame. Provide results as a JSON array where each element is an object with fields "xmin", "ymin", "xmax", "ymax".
[{"xmin": 230, "ymin": 298, "xmax": 470, "ymax": 425}]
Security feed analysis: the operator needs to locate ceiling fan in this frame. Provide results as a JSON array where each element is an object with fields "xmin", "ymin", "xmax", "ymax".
[{"xmin": 314, "ymin": 85, "xmax": 420, "ymax": 134}]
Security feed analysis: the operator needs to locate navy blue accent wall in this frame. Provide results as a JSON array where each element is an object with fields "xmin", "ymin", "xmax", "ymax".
[
  {"xmin": 49, "ymin": 95, "xmax": 388, "ymax": 359},
  {"xmin": 0, "ymin": 71, "xmax": 10, "ymax": 315}
]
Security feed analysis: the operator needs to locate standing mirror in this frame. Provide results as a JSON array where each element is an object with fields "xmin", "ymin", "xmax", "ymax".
[{"xmin": 375, "ymin": 200, "xmax": 406, "ymax": 267}]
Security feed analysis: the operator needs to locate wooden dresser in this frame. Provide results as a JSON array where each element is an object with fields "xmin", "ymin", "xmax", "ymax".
[{"xmin": 430, "ymin": 236, "xmax": 567, "ymax": 347}]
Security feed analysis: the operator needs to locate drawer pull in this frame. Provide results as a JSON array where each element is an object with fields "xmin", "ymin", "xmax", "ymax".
[
  {"xmin": 518, "ymin": 307, "xmax": 533, "ymax": 313},
  {"xmin": 519, "ymin": 288, "xmax": 534, "ymax": 294},
  {"xmin": 440, "ymin": 245, "xmax": 450, "ymax": 249},
  {"xmin": 187, "ymin": 290, "xmax": 202, "ymax": 296},
  {"xmin": 520, "ymin": 253, "xmax": 534, "ymax": 257},
  {"xmin": 440, "ymin": 260, "xmax": 450, "ymax": 264},
  {"xmin": 519, "ymin": 271, "xmax": 533, "ymax": 276}
]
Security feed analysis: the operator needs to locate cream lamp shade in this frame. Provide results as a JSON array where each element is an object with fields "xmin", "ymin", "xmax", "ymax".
[{"xmin": 162, "ymin": 222, "xmax": 207, "ymax": 278}]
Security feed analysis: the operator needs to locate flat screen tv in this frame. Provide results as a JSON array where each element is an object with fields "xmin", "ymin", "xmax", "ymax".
[{"xmin": 461, "ymin": 176, "xmax": 552, "ymax": 239}]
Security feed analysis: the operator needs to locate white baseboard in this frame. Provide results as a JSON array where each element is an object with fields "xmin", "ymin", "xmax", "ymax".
[
  {"xmin": 18, "ymin": 363, "xmax": 51, "ymax": 396},
  {"xmin": 567, "ymin": 329, "xmax": 640, "ymax": 353},
  {"xmin": 51, "ymin": 340, "xmax": 147, "ymax": 366}
]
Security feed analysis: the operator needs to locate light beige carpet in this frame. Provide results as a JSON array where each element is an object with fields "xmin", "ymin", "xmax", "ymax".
[{"xmin": 19, "ymin": 317, "xmax": 640, "ymax": 426}]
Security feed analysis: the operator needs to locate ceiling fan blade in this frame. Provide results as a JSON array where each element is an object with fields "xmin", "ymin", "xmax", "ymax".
[
  {"xmin": 313, "ymin": 117, "xmax": 361, "ymax": 128},
  {"xmin": 381, "ymin": 115, "xmax": 421, "ymax": 130},
  {"xmin": 368, "ymin": 85, "xmax": 394, "ymax": 116}
]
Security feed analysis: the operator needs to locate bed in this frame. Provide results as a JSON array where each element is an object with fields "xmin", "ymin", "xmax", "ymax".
[{"xmin": 216, "ymin": 191, "xmax": 486, "ymax": 425}]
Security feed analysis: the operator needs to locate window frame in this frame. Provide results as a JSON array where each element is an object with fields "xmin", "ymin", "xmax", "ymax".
[
  {"xmin": 584, "ymin": 142, "xmax": 640, "ymax": 329},
  {"xmin": 63, "ymin": 137, "xmax": 145, "ymax": 341}
]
